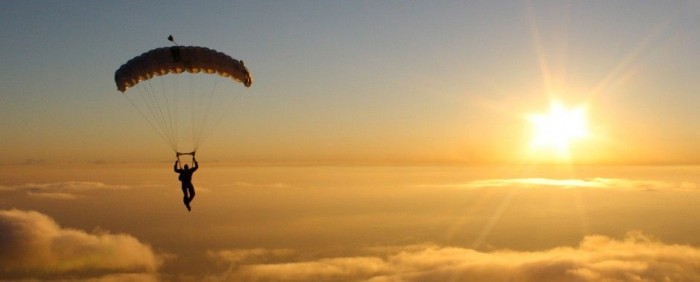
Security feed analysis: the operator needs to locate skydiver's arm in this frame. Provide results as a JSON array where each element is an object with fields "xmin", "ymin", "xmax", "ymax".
[
  {"xmin": 174, "ymin": 160, "xmax": 179, "ymax": 172},
  {"xmin": 193, "ymin": 159, "xmax": 199, "ymax": 170}
]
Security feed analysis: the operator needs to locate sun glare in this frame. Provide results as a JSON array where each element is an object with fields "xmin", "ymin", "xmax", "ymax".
[{"xmin": 528, "ymin": 101, "xmax": 590, "ymax": 159}]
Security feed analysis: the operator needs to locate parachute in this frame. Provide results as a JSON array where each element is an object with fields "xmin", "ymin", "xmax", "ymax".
[
  {"xmin": 114, "ymin": 42, "xmax": 252, "ymax": 157},
  {"xmin": 115, "ymin": 46, "xmax": 251, "ymax": 92}
]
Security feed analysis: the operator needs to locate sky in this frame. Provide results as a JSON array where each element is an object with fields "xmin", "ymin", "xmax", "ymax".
[
  {"xmin": 4, "ymin": 1, "xmax": 700, "ymax": 281},
  {"xmin": 1, "ymin": 1, "xmax": 700, "ymax": 165}
]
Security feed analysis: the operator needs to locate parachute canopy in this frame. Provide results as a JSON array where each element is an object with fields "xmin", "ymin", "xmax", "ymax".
[
  {"xmin": 115, "ymin": 46, "xmax": 252, "ymax": 92},
  {"xmin": 114, "ymin": 44, "xmax": 252, "ymax": 155}
]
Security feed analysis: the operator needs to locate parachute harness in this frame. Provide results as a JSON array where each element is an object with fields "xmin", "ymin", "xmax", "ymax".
[{"xmin": 176, "ymin": 151, "xmax": 196, "ymax": 168}]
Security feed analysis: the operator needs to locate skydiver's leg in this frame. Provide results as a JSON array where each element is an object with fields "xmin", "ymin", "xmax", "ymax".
[
  {"xmin": 187, "ymin": 183, "xmax": 195, "ymax": 202},
  {"xmin": 183, "ymin": 183, "xmax": 195, "ymax": 211},
  {"xmin": 181, "ymin": 183, "xmax": 191, "ymax": 211}
]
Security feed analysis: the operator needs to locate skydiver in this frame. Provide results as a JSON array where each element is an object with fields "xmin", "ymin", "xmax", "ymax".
[{"xmin": 174, "ymin": 155, "xmax": 198, "ymax": 211}]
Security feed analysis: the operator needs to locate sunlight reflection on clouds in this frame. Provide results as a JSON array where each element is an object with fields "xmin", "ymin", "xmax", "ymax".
[
  {"xmin": 419, "ymin": 178, "xmax": 697, "ymax": 191},
  {"xmin": 0, "ymin": 209, "xmax": 161, "ymax": 280},
  {"xmin": 204, "ymin": 232, "xmax": 700, "ymax": 282}
]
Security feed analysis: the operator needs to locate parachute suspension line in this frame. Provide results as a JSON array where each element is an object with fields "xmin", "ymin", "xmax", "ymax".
[
  {"xmin": 123, "ymin": 91, "xmax": 176, "ymax": 153},
  {"xmin": 170, "ymin": 74, "xmax": 179, "ymax": 151},
  {"xmin": 136, "ymin": 79, "xmax": 178, "ymax": 152},
  {"xmin": 192, "ymin": 79, "xmax": 212, "ymax": 151},
  {"xmin": 152, "ymin": 80, "xmax": 178, "ymax": 151},
  {"xmin": 194, "ymin": 79, "xmax": 222, "ymax": 152},
  {"xmin": 137, "ymin": 82, "xmax": 170, "ymax": 148},
  {"xmin": 165, "ymin": 74, "xmax": 179, "ymax": 152},
  {"xmin": 146, "ymin": 81, "xmax": 178, "ymax": 150},
  {"xmin": 144, "ymin": 79, "xmax": 177, "ymax": 151},
  {"xmin": 197, "ymin": 77, "xmax": 219, "ymax": 148},
  {"xmin": 188, "ymin": 74, "xmax": 197, "ymax": 153},
  {"xmin": 202, "ymin": 92, "xmax": 239, "ymax": 148}
]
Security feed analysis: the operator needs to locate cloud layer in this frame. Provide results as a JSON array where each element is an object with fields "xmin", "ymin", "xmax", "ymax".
[
  {"xmin": 208, "ymin": 232, "xmax": 700, "ymax": 282},
  {"xmin": 0, "ymin": 209, "xmax": 160, "ymax": 280},
  {"xmin": 0, "ymin": 181, "xmax": 130, "ymax": 199},
  {"xmin": 420, "ymin": 177, "xmax": 697, "ymax": 191}
]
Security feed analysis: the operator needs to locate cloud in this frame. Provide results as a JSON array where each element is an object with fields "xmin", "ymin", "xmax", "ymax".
[
  {"xmin": 419, "ymin": 178, "xmax": 697, "ymax": 191},
  {"xmin": 208, "ymin": 248, "xmax": 295, "ymax": 266},
  {"xmin": 22, "ymin": 158, "xmax": 46, "ymax": 165},
  {"xmin": 208, "ymin": 232, "xmax": 700, "ymax": 282},
  {"xmin": 0, "ymin": 181, "xmax": 130, "ymax": 200},
  {"xmin": 204, "ymin": 248, "xmax": 297, "ymax": 281},
  {"xmin": 0, "ymin": 209, "xmax": 161, "ymax": 280},
  {"xmin": 232, "ymin": 181, "xmax": 296, "ymax": 189}
]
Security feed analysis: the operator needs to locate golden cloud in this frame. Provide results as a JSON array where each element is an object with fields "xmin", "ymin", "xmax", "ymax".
[
  {"xmin": 0, "ymin": 209, "xmax": 161, "ymax": 280},
  {"xmin": 208, "ymin": 232, "xmax": 700, "ymax": 281},
  {"xmin": 419, "ymin": 178, "xmax": 697, "ymax": 191}
]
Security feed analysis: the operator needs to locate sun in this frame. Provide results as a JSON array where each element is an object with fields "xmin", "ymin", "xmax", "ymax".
[{"xmin": 527, "ymin": 101, "xmax": 590, "ymax": 159}]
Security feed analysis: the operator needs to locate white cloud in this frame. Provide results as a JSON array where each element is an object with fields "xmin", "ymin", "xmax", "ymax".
[
  {"xmin": 0, "ymin": 209, "xmax": 161, "ymax": 280},
  {"xmin": 208, "ymin": 232, "xmax": 700, "ymax": 282}
]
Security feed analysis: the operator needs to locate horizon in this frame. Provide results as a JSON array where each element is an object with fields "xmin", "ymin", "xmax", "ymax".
[{"xmin": 3, "ymin": 1, "xmax": 700, "ymax": 281}]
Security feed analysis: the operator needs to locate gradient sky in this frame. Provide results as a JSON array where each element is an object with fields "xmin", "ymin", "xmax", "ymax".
[
  {"xmin": 5, "ymin": 2, "xmax": 700, "ymax": 281},
  {"xmin": 2, "ymin": 1, "xmax": 700, "ymax": 165}
]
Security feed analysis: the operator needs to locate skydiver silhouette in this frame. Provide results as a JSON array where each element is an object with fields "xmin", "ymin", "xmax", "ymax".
[{"xmin": 174, "ymin": 155, "xmax": 198, "ymax": 211}]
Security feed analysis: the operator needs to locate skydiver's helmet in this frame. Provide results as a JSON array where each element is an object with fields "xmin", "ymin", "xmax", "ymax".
[{"xmin": 184, "ymin": 164, "xmax": 189, "ymax": 169}]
